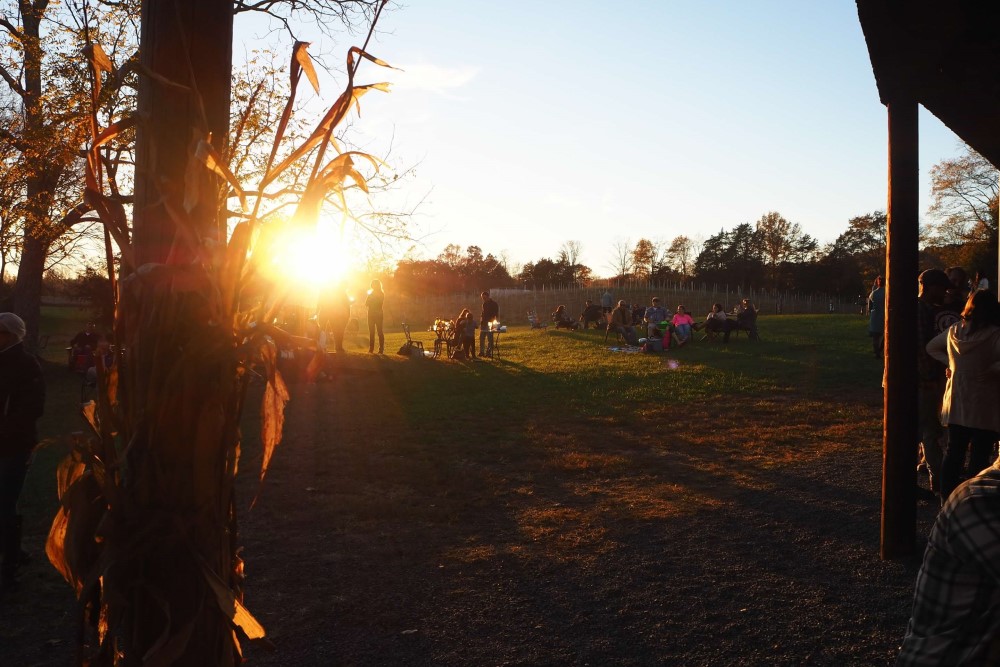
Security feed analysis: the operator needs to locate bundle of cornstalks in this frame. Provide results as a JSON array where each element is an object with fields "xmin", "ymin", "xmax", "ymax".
[{"xmin": 44, "ymin": 19, "xmax": 393, "ymax": 665}]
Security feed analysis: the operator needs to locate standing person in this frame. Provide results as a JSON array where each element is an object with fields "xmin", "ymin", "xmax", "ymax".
[
  {"xmin": 601, "ymin": 289, "xmax": 613, "ymax": 315},
  {"xmin": 946, "ymin": 266, "xmax": 970, "ymax": 307},
  {"xmin": 319, "ymin": 284, "xmax": 351, "ymax": 354},
  {"xmin": 365, "ymin": 279, "xmax": 385, "ymax": 355},
  {"xmin": 458, "ymin": 308, "xmax": 477, "ymax": 360},
  {"xmin": 917, "ymin": 269, "xmax": 961, "ymax": 501},
  {"xmin": 0, "ymin": 313, "xmax": 45, "ymax": 591},
  {"xmin": 926, "ymin": 290, "xmax": 1000, "ymax": 499},
  {"xmin": 479, "ymin": 290, "xmax": 499, "ymax": 357},
  {"xmin": 868, "ymin": 275, "xmax": 885, "ymax": 358}
]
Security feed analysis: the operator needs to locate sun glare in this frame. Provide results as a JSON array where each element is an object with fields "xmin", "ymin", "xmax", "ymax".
[{"xmin": 273, "ymin": 225, "xmax": 353, "ymax": 289}]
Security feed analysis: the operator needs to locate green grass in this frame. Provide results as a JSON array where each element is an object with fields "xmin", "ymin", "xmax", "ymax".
[
  {"xmin": 22, "ymin": 311, "xmax": 882, "ymax": 536},
  {"xmin": 374, "ymin": 314, "xmax": 881, "ymax": 427}
]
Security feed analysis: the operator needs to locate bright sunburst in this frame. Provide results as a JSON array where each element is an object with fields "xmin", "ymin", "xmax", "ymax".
[{"xmin": 271, "ymin": 222, "xmax": 353, "ymax": 290}]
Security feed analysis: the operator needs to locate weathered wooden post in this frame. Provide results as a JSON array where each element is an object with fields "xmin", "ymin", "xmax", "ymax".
[
  {"xmin": 881, "ymin": 99, "xmax": 919, "ymax": 559},
  {"xmin": 124, "ymin": 0, "xmax": 239, "ymax": 662}
]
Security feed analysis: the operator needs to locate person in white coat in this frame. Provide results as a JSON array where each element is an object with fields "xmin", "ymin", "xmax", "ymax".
[{"xmin": 926, "ymin": 290, "xmax": 1000, "ymax": 499}]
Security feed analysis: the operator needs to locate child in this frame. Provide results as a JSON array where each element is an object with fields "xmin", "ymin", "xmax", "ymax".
[{"xmin": 459, "ymin": 309, "xmax": 477, "ymax": 359}]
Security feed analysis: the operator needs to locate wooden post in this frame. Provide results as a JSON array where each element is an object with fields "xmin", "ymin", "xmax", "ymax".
[
  {"xmin": 125, "ymin": 0, "xmax": 237, "ymax": 662},
  {"xmin": 881, "ymin": 99, "xmax": 920, "ymax": 560},
  {"xmin": 134, "ymin": 0, "xmax": 233, "ymax": 264}
]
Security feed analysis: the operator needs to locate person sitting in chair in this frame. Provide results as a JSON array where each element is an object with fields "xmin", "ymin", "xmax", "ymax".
[
  {"xmin": 609, "ymin": 300, "xmax": 638, "ymax": 345},
  {"xmin": 695, "ymin": 303, "xmax": 734, "ymax": 342},
  {"xmin": 671, "ymin": 305, "xmax": 695, "ymax": 346},
  {"xmin": 68, "ymin": 322, "xmax": 100, "ymax": 371},
  {"xmin": 643, "ymin": 297, "xmax": 668, "ymax": 339},
  {"xmin": 551, "ymin": 305, "xmax": 580, "ymax": 330},
  {"xmin": 579, "ymin": 300, "xmax": 604, "ymax": 329},
  {"xmin": 631, "ymin": 303, "xmax": 646, "ymax": 326},
  {"xmin": 735, "ymin": 298, "xmax": 760, "ymax": 341}
]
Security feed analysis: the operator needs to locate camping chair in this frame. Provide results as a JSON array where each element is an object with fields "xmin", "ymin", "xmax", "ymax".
[
  {"xmin": 401, "ymin": 323, "xmax": 425, "ymax": 356},
  {"xmin": 527, "ymin": 310, "xmax": 548, "ymax": 329},
  {"xmin": 431, "ymin": 321, "xmax": 457, "ymax": 358},
  {"xmin": 733, "ymin": 309, "xmax": 760, "ymax": 341}
]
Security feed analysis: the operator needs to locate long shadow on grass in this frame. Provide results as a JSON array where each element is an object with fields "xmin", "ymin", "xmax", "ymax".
[{"xmin": 238, "ymin": 350, "xmax": 929, "ymax": 666}]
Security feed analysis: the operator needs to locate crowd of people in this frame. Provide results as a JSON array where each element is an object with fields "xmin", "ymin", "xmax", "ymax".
[
  {"xmin": 892, "ymin": 267, "xmax": 1000, "ymax": 665},
  {"xmin": 574, "ymin": 294, "xmax": 759, "ymax": 349}
]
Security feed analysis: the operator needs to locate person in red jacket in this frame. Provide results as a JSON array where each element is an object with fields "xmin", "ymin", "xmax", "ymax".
[{"xmin": 0, "ymin": 313, "xmax": 45, "ymax": 591}]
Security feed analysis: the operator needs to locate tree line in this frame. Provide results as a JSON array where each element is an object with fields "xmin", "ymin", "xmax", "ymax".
[{"xmin": 392, "ymin": 144, "xmax": 997, "ymax": 299}]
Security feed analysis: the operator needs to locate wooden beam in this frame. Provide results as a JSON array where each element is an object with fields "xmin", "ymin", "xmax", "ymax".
[{"xmin": 881, "ymin": 99, "xmax": 920, "ymax": 560}]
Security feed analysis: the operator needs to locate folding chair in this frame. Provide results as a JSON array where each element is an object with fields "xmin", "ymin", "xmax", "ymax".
[
  {"xmin": 527, "ymin": 310, "xmax": 548, "ymax": 329},
  {"xmin": 401, "ymin": 323, "xmax": 425, "ymax": 356}
]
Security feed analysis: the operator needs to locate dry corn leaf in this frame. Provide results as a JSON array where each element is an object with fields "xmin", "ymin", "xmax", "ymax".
[
  {"xmin": 83, "ymin": 43, "xmax": 113, "ymax": 99},
  {"xmin": 83, "ymin": 43, "xmax": 113, "ymax": 74},
  {"xmin": 93, "ymin": 116, "xmax": 136, "ymax": 149},
  {"xmin": 183, "ymin": 132, "xmax": 204, "ymax": 214},
  {"xmin": 202, "ymin": 563, "xmax": 266, "ymax": 639},
  {"xmin": 55, "ymin": 452, "xmax": 87, "ymax": 503},
  {"xmin": 81, "ymin": 400, "xmax": 100, "ymax": 437},
  {"xmin": 261, "ymin": 49, "xmax": 393, "ymax": 187},
  {"xmin": 259, "ymin": 370, "xmax": 289, "ymax": 482},
  {"xmin": 195, "ymin": 139, "xmax": 248, "ymax": 212},
  {"xmin": 46, "ymin": 506, "xmax": 72, "ymax": 585},
  {"xmin": 347, "ymin": 46, "xmax": 397, "ymax": 72},
  {"xmin": 220, "ymin": 221, "xmax": 251, "ymax": 314},
  {"xmin": 293, "ymin": 41, "xmax": 320, "ymax": 95},
  {"xmin": 46, "ymin": 474, "xmax": 104, "ymax": 595}
]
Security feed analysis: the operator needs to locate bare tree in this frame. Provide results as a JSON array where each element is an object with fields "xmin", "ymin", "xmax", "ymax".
[
  {"xmin": 607, "ymin": 236, "xmax": 633, "ymax": 279},
  {"xmin": 559, "ymin": 239, "xmax": 582, "ymax": 267}
]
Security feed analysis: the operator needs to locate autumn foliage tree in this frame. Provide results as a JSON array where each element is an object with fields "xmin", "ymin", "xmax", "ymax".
[{"xmin": 924, "ymin": 146, "xmax": 998, "ymax": 278}]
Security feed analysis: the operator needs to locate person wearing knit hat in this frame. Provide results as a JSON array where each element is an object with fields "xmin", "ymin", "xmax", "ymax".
[
  {"xmin": 0, "ymin": 312, "xmax": 26, "ymax": 346},
  {"xmin": 0, "ymin": 312, "xmax": 45, "ymax": 591}
]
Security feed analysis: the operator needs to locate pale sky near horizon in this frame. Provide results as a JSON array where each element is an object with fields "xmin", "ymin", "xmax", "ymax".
[{"xmin": 239, "ymin": 1, "xmax": 965, "ymax": 278}]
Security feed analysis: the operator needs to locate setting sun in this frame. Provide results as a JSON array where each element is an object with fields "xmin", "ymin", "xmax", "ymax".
[{"xmin": 271, "ymin": 224, "xmax": 353, "ymax": 289}]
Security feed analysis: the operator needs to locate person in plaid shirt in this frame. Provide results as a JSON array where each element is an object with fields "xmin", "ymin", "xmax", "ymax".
[{"xmin": 896, "ymin": 464, "xmax": 1000, "ymax": 665}]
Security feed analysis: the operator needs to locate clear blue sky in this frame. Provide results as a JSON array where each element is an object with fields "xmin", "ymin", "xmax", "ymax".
[{"xmin": 242, "ymin": 1, "xmax": 964, "ymax": 276}]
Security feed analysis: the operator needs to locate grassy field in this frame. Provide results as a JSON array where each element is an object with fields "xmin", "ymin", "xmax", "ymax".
[{"xmin": 5, "ymin": 311, "xmax": 936, "ymax": 666}]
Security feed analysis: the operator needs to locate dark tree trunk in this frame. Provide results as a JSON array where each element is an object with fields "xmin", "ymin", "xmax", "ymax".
[
  {"xmin": 11, "ymin": 233, "xmax": 46, "ymax": 349},
  {"xmin": 10, "ymin": 0, "xmax": 50, "ymax": 351}
]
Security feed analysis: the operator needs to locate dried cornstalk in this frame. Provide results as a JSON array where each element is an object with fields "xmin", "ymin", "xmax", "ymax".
[{"xmin": 45, "ymin": 8, "xmax": 393, "ymax": 662}]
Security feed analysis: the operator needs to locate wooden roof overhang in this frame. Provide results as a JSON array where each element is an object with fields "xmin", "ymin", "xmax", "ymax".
[{"xmin": 858, "ymin": 0, "xmax": 1000, "ymax": 168}]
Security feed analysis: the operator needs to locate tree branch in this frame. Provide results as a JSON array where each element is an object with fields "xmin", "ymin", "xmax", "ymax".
[
  {"xmin": 0, "ymin": 16, "xmax": 24, "ymax": 42},
  {"xmin": 0, "ymin": 64, "xmax": 25, "ymax": 98},
  {"xmin": 0, "ymin": 126, "xmax": 28, "ymax": 152}
]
